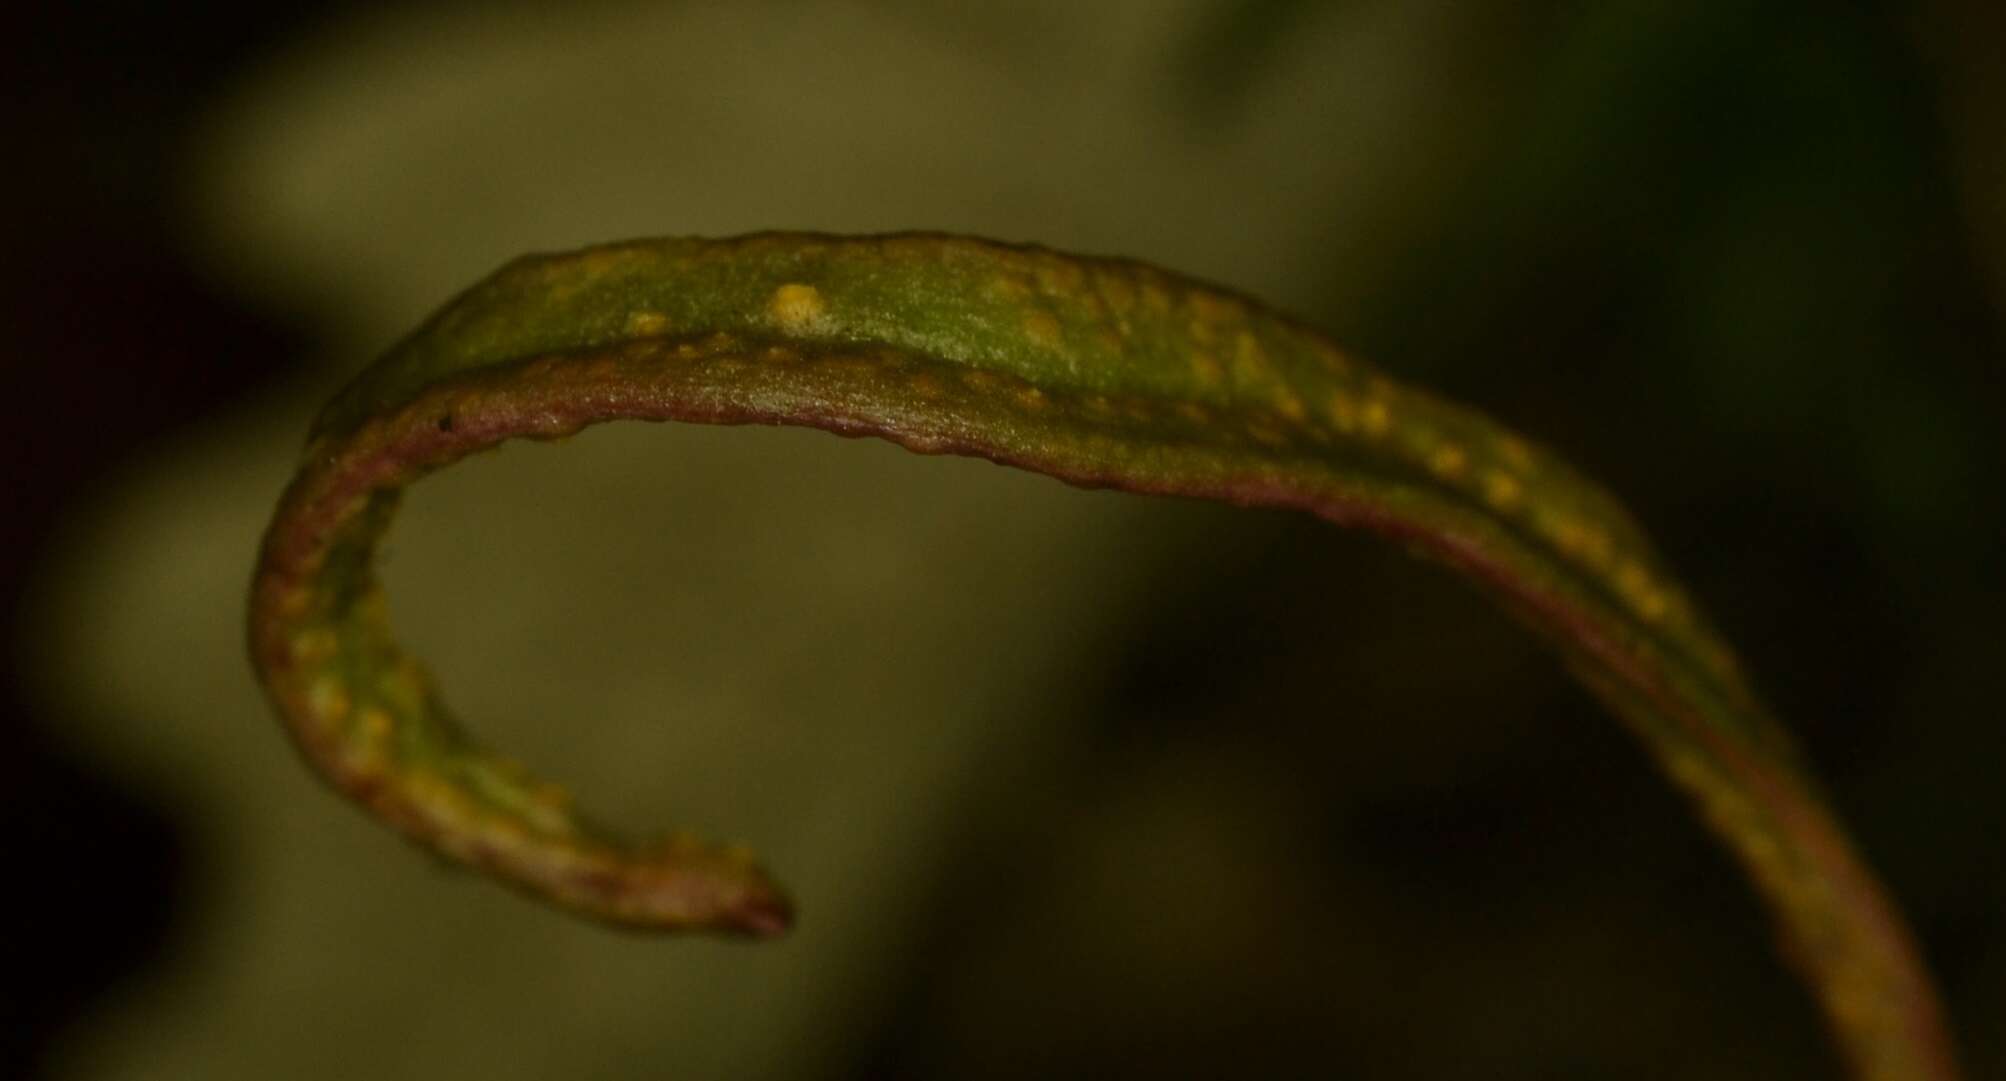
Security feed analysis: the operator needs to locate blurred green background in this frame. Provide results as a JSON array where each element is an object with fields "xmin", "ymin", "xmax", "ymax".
[{"xmin": 5, "ymin": 1, "xmax": 2002, "ymax": 1077}]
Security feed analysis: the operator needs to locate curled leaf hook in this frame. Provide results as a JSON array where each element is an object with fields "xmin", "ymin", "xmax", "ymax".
[{"xmin": 249, "ymin": 233, "xmax": 1957, "ymax": 1078}]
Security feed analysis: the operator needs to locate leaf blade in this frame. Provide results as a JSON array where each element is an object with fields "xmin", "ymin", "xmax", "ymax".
[{"xmin": 249, "ymin": 233, "xmax": 1956, "ymax": 1079}]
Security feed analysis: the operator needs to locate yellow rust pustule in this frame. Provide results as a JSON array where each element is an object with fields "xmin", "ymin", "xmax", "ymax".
[{"xmin": 768, "ymin": 283, "xmax": 827, "ymax": 330}]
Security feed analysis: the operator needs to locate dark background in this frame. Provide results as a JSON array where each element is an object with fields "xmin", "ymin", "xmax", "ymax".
[{"xmin": 5, "ymin": 2, "xmax": 2001, "ymax": 1078}]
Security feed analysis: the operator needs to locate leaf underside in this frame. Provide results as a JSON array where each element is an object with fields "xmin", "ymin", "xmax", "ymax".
[{"xmin": 248, "ymin": 233, "xmax": 1957, "ymax": 1079}]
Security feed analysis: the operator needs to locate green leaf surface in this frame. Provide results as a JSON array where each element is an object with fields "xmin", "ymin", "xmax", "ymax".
[{"xmin": 249, "ymin": 233, "xmax": 1957, "ymax": 1079}]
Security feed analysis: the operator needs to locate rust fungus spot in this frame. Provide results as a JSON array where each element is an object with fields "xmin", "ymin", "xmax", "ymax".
[
  {"xmin": 1022, "ymin": 310, "xmax": 1063, "ymax": 349},
  {"xmin": 1098, "ymin": 273, "xmax": 1137, "ymax": 316},
  {"xmin": 276, "ymin": 585, "xmax": 315, "ymax": 619},
  {"xmin": 625, "ymin": 310, "xmax": 669, "ymax": 336},
  {"xmin": 1233, "ymin": 331, "xmax": 1268, "ymax": 378},
  {"xmin": 1274, "ymin": 388, "xmax": 1307, "ymax": 424},
  {"xmin": 1035, "ymin": 259, "xmax": 1085, "ymax": 296},
  {"xmin": 986, "ymin": 273, "xmax": 1032, "ymax": 303},
  {"xmin": 357, "ymin": 706, "xmax": 393, "ymax": 743},
  {"xmin": 768, "ymin": 283, "xmax": 826, "ymax": 330},
  {"xmin": 1576, "ymin": 527, "xmax": 1613, "ymax": 567},
  {"xmin": 1188, "ymin": 290, "xmax": 1241, "ymax": 329},
  {"xmin": 1617, "ymin": 563, "xmax": 1667, "ymax": 621},
  {"xmin": 291, "ymin": 628, "xmax": 338, "ymax": 665},
  {"xmin": 1483, "ymin": 470, "xmax": 1522, "ymax": 510},
  {"xmin": 1359, "ymin": 398, "xmax": 1391, "ymax": 437},
  {"xmin": 307, "ymin": 678, "xmax": 351, "ymax": 726},
  {"xmin": 1497, "ymin": 435, "xmax": 1535, "ymax": 472},
  {"xmin": 1189, "ymin": 351, "xmax": 1224, "ymax": 387},
  {"xmin": 1246, "ymin": 418, "xmax": 1289, "ymax": 447},
  {"xmin": 1327, "ymin": 392, "xmax": 1358, "ymax": 433},
  {"xmin": 1312, "ymin": 340, "xmax": 1351, "ymax": 374}
]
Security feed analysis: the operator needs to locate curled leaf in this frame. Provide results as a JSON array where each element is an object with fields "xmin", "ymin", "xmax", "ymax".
[{"xmin": 249, "ymin": 234, "xmax": 1957, "ymax": 1078}]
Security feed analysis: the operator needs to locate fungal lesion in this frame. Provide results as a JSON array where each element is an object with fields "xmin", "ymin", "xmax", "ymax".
[
  {"xmin": 1482, "ymin": 469, "xmax": 1522, "ymax": 510},
  {"xmin": 1021, "ymin": 309, "xmax": 1063, "ymax": 349},
  {"xmin": 767, "ymin": 283, "xmax": 827, "ymax": 330},
  {"xmin": 624, "ymin": 310, "xmax": 669, "ymax": 336},
  {"xmin": 1427, "ymin": 444, "xmax": 1467, "ymax": 480}
]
